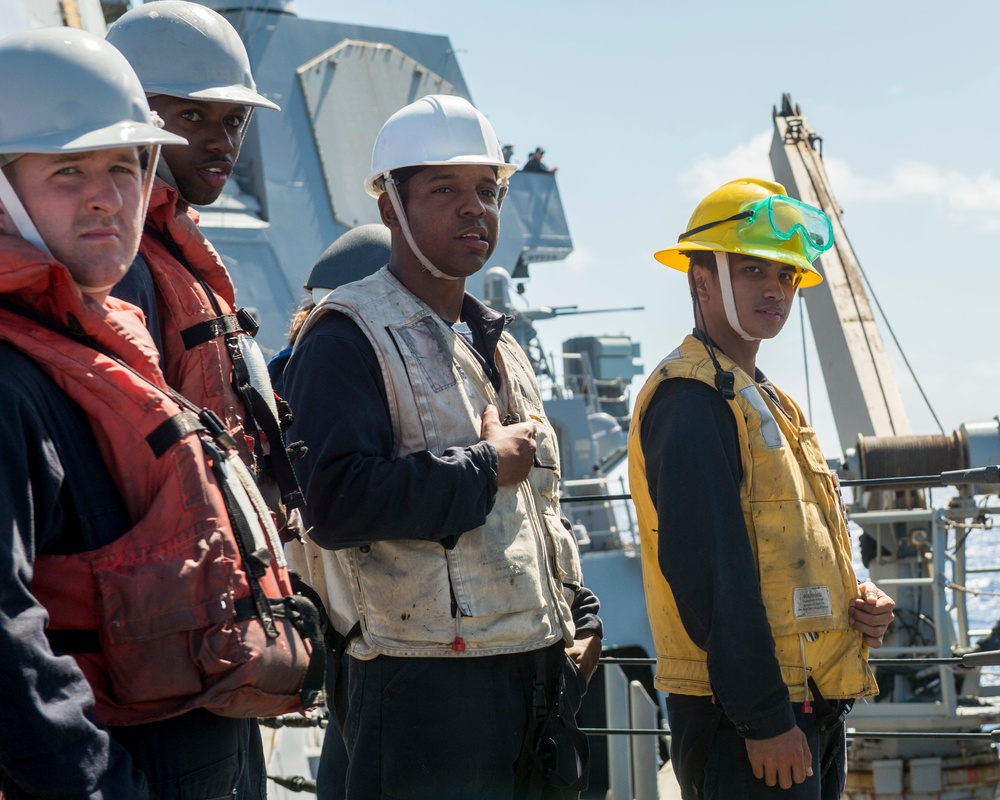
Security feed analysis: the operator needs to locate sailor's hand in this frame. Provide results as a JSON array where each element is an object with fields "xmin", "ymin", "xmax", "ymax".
[
  {"xmin": 566, "ymin": 632, "xmax": 602, "ymax": 685},
  {"xmin": 480, "ymin": 404, "xmax": 536, "ymax": 486},
  {"xmin": 850, "ymin": 581, "xmax": 896, "ymax": 648},
  {"xmin": 744, "ymin": 726, "xmax": 813, "ymax": 789}
]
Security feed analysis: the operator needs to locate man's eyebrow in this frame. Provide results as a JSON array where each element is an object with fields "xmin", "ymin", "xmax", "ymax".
[
  {"xmin": 424, "ymin": 172, "xmax": 498, "ymax": 185},
  {"xmin": 45, "ymin": 152, "xmax": 89, "ymax": 165}
]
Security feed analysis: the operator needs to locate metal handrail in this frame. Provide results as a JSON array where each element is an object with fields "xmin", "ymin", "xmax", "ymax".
[{"xmin": 560, "ymin": 465, "xmax": 1000, "ymax": 504}]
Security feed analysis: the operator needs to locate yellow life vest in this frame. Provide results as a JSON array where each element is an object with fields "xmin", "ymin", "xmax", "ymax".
[{"xmin": 627, "ymin": 335, "xmax": 875, "ymax": 702}]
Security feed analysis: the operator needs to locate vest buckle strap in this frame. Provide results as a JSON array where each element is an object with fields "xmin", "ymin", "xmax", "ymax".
[{"xmin": 179, "ymin": 313, "xmax": 243, "ymax": 350}]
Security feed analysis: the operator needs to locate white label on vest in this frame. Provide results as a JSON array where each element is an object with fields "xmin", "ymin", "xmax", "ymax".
[
  {"xmin": 738, "ymin": 385, "xmax": 783, "ymax": 449},
  {"xmin": 793, "ymin": 585, "xmax": 833, "ymax": 619}
]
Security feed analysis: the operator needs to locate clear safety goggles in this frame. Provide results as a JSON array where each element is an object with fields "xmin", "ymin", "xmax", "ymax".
[{"xmin": 680, "ymin": 195, "xmax": 834, "ymax": 264}]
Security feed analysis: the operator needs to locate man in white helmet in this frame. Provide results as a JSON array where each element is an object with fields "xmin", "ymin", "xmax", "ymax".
[
  {"xmin": 283, "ymin": 94, "xmax": 603, "ymax": 799},
  {"xmin": 628, "ymin": 178, "xmax": 895, "ymax": 798},
  {"xmin": 106, "ymin": 1, "xmax": 304, "ymax": 523},
  {"xmin": 0, "ymin": 27, "xmax": 321, "ymax": 800}
]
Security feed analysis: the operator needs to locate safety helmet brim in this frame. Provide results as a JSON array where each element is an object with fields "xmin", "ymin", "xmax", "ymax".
[
  {"xmin": 365, "ymin": 157, "xmax": 517, "ymax": 198},
  {"xmin": 2, "ymin": 121, "xmax": 187, "ymax": 156},
  {"xmin": 145, "ymin": 82, "xmax": 280, "ymax": 111},
  {"xmin": 654, "ymin": 241, "xmax": 824, "ymax": 289},
  {"xmin": 106, "ymin": 0, "xmax": 280, "ymax": 113}
]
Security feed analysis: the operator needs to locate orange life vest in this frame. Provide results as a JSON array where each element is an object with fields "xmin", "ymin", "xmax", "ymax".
[
  {"xmin": 0, "ymin": 236, "xmax": 324, "ymax": 726},
  {"xmin": 141, "ymin": 182, "xmax": 252, "ymax": 459},
  {"xmin": 139, "ymin": 182, "xmax": 303, "ymax": 510}
]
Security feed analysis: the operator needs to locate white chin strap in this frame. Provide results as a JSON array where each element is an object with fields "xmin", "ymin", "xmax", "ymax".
[
  {"xmin": 0, "ymin": 146, "xmax": 162, "ymax": 295},
  {"xmin": 384, "ymin": 175, "xmax": 459, "ymax": 281},
  {"xmin": 715, "ymin": 251, "xmax": 759, "ymax": 342},
  {"xmin": 0, "ymin": 163, "xmax": 51, "ymax": 257}
]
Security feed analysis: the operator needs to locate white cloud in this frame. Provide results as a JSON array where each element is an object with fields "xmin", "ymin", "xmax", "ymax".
[
  {"xmin": 677, "ymin": 131, "xmax": 1000, "ymax": 233},
  {"xmin": 827, "ymin": 158, "xmax": 1000, "ymax": 231},
  {"xmin": 677, "ymin": 131, "xmax": 773, "ymax": 198}
]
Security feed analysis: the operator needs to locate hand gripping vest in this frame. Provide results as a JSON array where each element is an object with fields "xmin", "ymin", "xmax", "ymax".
[
  {"xmin": 294, "ymin": 267, "xmax": 582, "ymax": 658},
  {"xmin": 628, "ymin": 335, "xmax": 875, "ymax": 702},
  {"xmin": 140, "ymin": 181, "xmax": 302, "ymax": 510},
  {"xmin": 0, "ymin": 237, "xmax": 324, "ymax": 726}
]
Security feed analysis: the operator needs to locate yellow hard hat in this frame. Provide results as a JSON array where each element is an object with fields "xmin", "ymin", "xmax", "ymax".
[{"xmin": 654, "ymin": 178, "xmax": 832, "ymax": 288}]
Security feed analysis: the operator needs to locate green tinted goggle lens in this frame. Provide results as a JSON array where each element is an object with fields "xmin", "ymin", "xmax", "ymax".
[{"xmin": 736, "ymin": 195, "xmax": 833, "ymax": 261}]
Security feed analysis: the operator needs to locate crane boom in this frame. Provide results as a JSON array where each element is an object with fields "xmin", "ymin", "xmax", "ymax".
[{"xmin": 768, "ymin": 94, "xmax": 911, "ymax": 454}]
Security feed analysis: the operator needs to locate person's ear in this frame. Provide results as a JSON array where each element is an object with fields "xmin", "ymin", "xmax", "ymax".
[
  {"xmin": 690, "ymin": 264, "xmax": 712, "ymax": 303},
  {"xmin": 378, "ymin": 191, "xmax": 401, "ymax": 231}
]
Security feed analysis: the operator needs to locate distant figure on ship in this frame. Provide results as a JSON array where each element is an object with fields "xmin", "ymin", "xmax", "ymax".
[{"xmin": 523, "ymin": 145, "xmax": 558, "ymax": 173}]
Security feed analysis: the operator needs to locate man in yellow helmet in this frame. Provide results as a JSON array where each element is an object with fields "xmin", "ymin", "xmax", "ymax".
[{"xmin": 628, "ymin": 178, "xmax": 896, "ymax": 798}]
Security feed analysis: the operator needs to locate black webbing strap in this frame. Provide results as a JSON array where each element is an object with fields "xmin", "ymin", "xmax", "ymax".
[
  {"xmin": 513, "ymin": 646, "xmax": 590, "ymax": 797},
  {"xmin": 146, "ymin": 410, "xmax": 205, "ymax": 458},
  {"xmin": 180, "ymin": 313, "xmax": 242, "ymax": 350},
  {"xmin": 243, "ymin": 384, "xmax": 304, "ymax": 509}
]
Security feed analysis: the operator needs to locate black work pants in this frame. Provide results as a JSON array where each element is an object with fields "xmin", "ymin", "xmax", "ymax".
[
  {"xmin": 110, "ymin": 709, "xmax": 251, "ymax": 800},
  {"xmin": 339, "ymin": 643, "xmax": 586, "ymax": 800},
  {"xmin": 667, "ymin": 694, "xmax": 848, "ymax": 800}
]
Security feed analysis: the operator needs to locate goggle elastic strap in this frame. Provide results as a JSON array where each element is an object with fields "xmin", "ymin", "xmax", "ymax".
[
  {"xmin": 384, "ymin": 174, "xmax": 460, "ymax": 282},
  {"xmin": 715, "ymin": 251, "xmax": 759, "ymax": 342},
  {"xmin": 0, "ymin": 166, "xmax": 51, "ymax": 258},
  {"xmin": 678, "ymin": 211, "xmax": 750, "ymax": 242}
]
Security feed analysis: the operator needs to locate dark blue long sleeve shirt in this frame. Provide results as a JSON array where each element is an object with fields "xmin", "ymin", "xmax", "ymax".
[
  {"xmin": 640, "ymin": 373, "xmax": 794, "ymax": 739},
  {"xmin": 282, "ymin": 295, "xmax": 601, "ymax": 637},
  {"xmin": 0, "ymin": 344, "xmax": 147, "ymax": 799}
]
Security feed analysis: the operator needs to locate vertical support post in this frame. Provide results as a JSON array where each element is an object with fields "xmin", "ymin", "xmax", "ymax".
[
  {"xmin": 605, "ymin": 664, "xmax": 633, "ymax": 800},
  {"xmin": 932, "ymin": 515, "xmax": 957, "ymax": 714},
  {"xmin": 630, "ymin": 680, "xmax": 659, "ymax": 800}
]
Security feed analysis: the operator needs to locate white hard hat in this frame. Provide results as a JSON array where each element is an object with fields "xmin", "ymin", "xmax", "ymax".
[
  {"xmin": 364, "ymin": 94, "xmax": 515, "ymax": 197},
  {"xmin": 0, "ymin": 27, "xmax": 186, "ymax": 157},
  {"xmin": 106, "ymin": 0, "xmax": 280, "ymax": 111},
  {"xmin": 0, "ymin": 27, "xmax": 185, "ymax": 258}
]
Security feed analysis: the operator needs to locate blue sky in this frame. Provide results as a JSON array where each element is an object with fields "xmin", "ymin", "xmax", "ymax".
[{"xmin": 269, "ymin": 2, "xmax": 1000, "ymax": 457}]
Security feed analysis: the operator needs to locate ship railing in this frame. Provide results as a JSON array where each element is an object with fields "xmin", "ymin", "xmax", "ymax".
[
  {"xmin": 560, "ymin": 476, "xmax": 638, "ymax": 552},
  {"xmin": 590, "ymin": 649, "xmax": 1000, "ymax": 800}
]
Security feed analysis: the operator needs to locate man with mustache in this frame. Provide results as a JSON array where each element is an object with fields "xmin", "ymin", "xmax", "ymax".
[
  {"xmin": 107, "ymin": 1, "xmax": 302, "ymax": 520},
  {"xmin": 283, "ymin": 94, "xmax": 603, "ymax": 799},
  {"xmin": 629, "ymin": 178, "xmax": 896, "ymax": 799}
]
